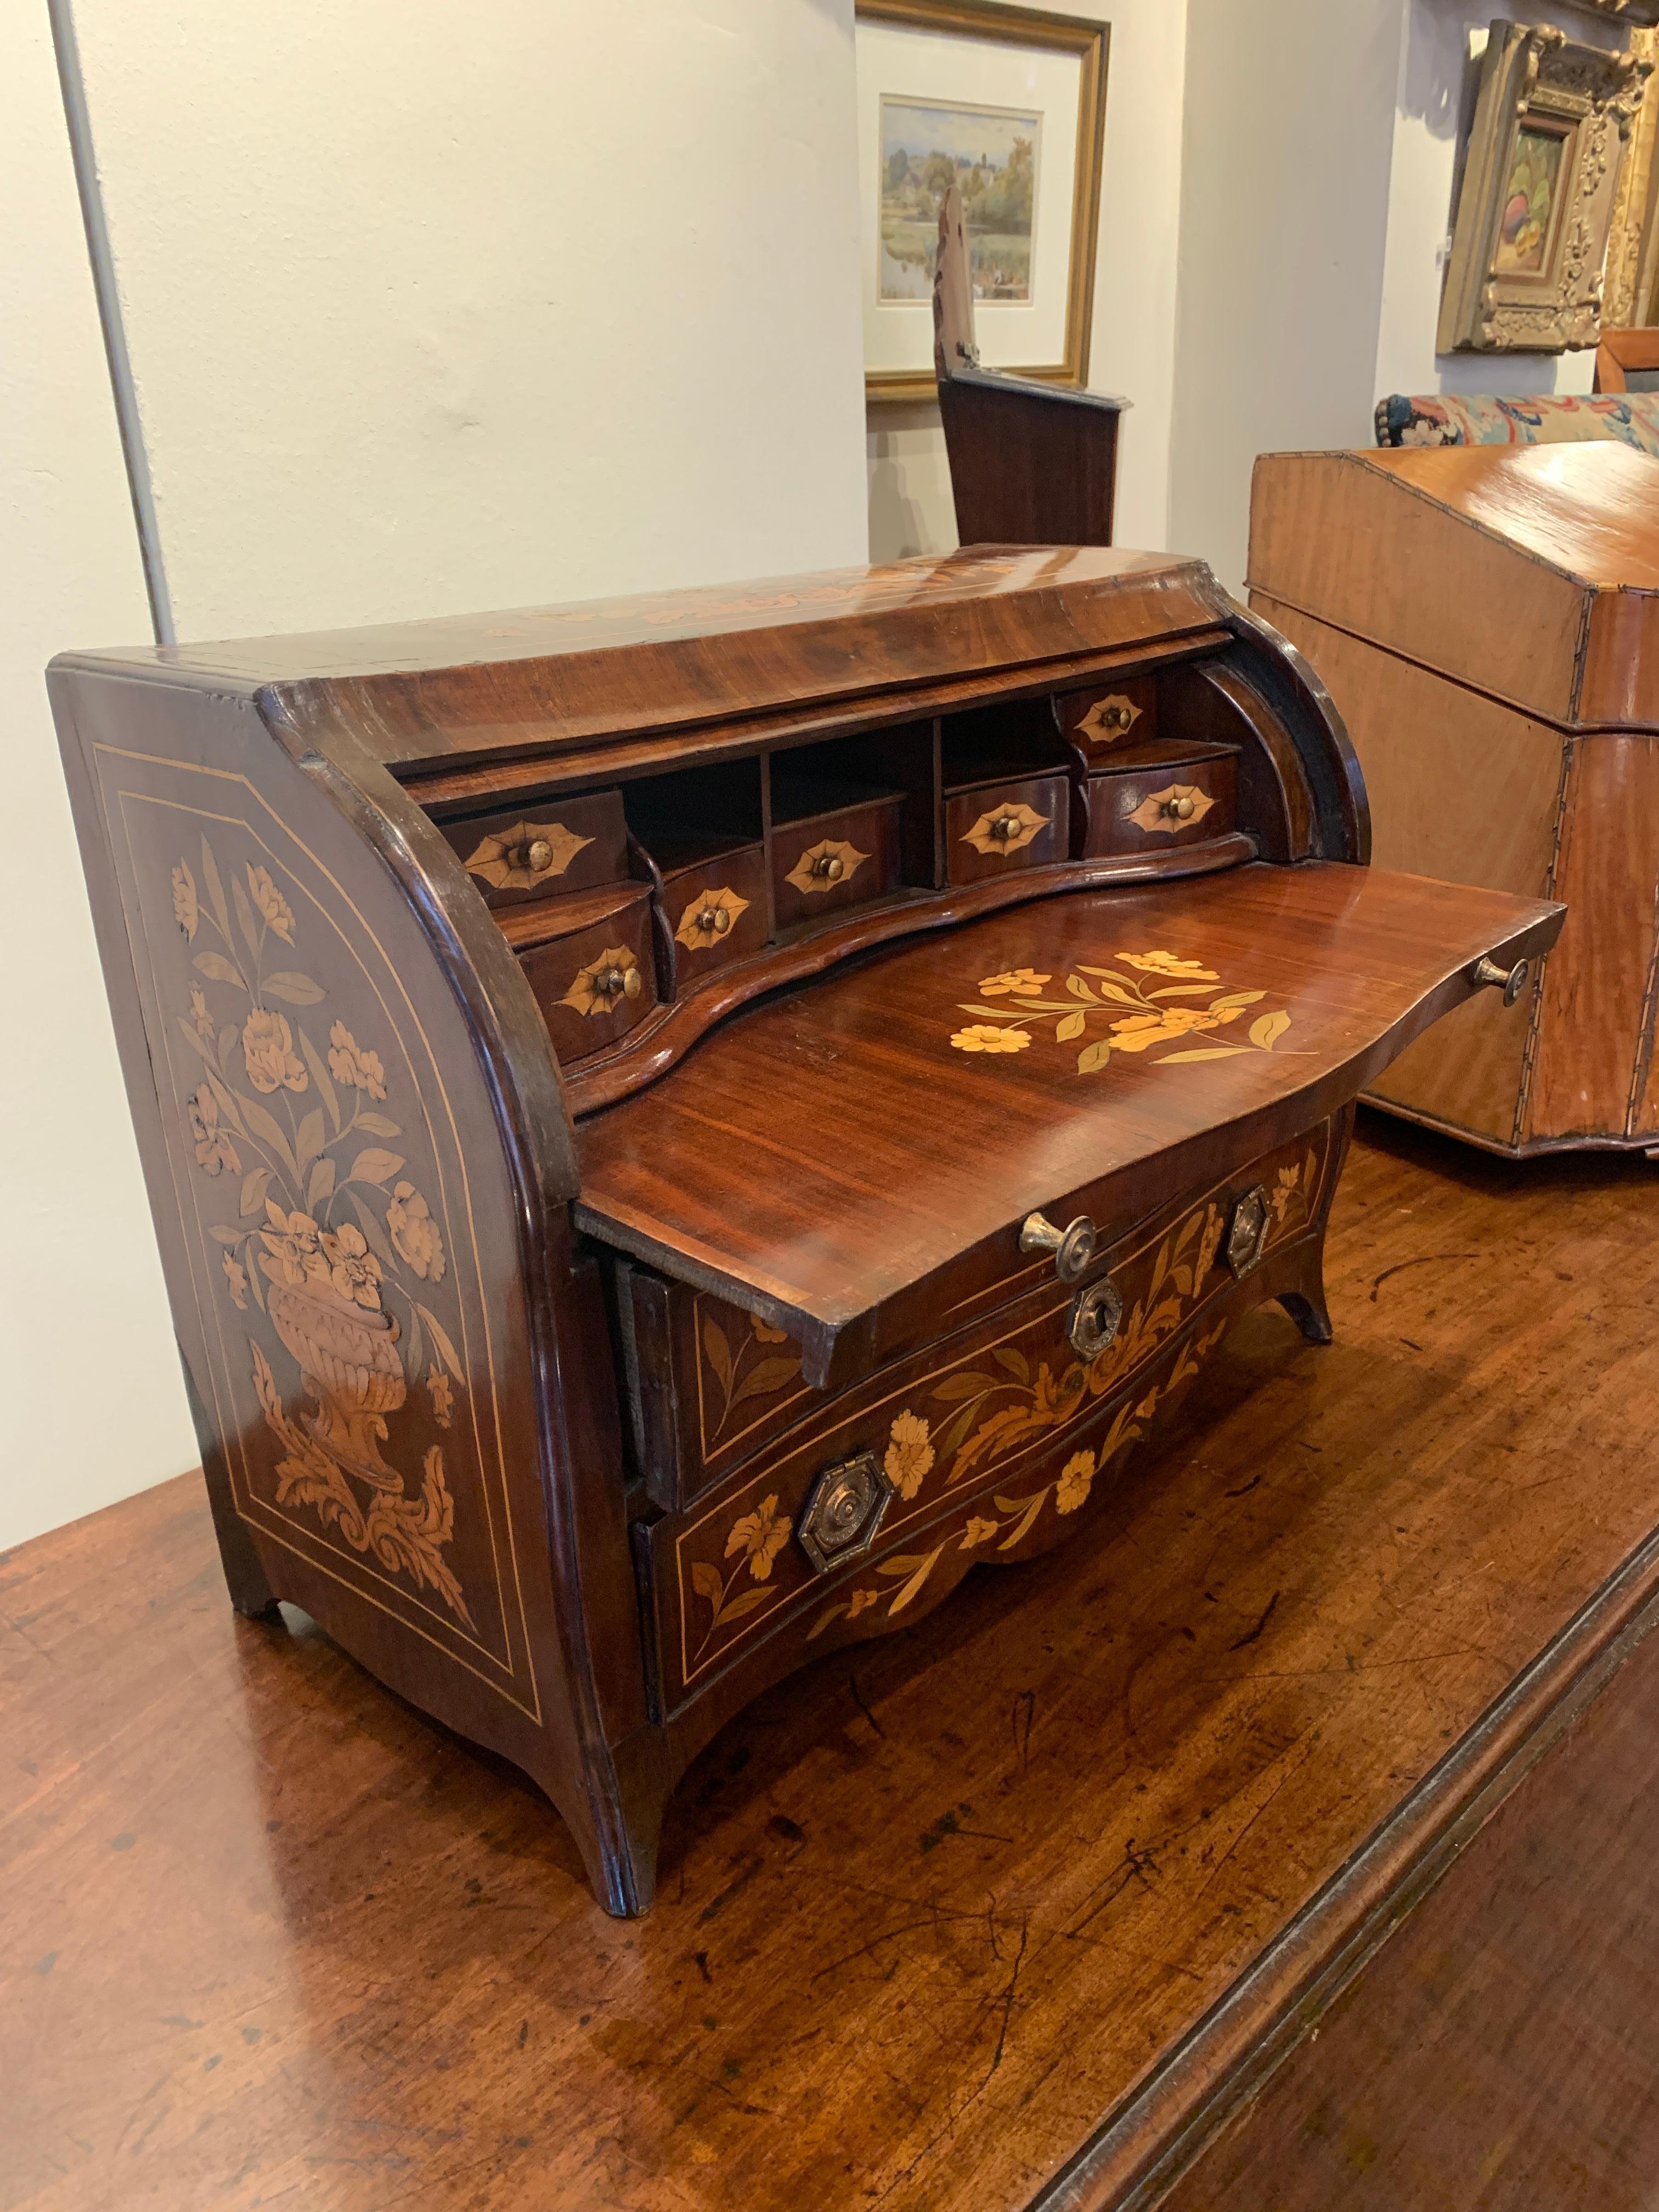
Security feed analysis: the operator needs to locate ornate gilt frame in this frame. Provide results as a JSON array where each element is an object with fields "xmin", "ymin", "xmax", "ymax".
[
  {"xmin": 857, "ymin": 0, "xmax": 1109, "ymax": 401},
  {"xmin": 1438, "ymin": 21, "xmax": 1650, "ymax": 353}
]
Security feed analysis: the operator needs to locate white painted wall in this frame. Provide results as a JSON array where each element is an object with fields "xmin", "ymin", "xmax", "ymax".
[
  {"xmin": 1169, "ymin": 0, "xmax": 1407, "ymax": 594},
  {"xmin": 867, "ymin": 0, "xmax": 1190, "ymax": 563},
  {"xmin": 1, "ymin": 4, "xmax": 197, "ymax": 1549},
  {"xmin": 5, "ymin": 0, "xmax": 869, "ymax": 1551},
  {"xmin": 74, "ymin": 0, "xmax": 870, "ymax": 639}
]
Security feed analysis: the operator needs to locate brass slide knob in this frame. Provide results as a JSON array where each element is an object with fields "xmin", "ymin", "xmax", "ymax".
[
  {"xmin": 1020, "ymin": 1209, "xmax": 1098, "ymax": 1284},
  {"xmin": 1470, "ymin": 955, "xmax": 1530, "ymax": 1009},
  {"xmin": 593, "ymin": 962, "xmax": 641, "ymax": 1004}
]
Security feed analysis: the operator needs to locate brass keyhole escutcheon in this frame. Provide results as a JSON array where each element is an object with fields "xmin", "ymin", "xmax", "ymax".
[
  {"xmin": 1068, "ymin": 1279, "xmax": 1123, "ymax": 1360},
  {"xmin": 811, "ymin": 852, "xmax": 844, "ymax": 883},
  {"xmin": 797, "ymin": 1450, "xmax": 894, "ymax": 1573}
]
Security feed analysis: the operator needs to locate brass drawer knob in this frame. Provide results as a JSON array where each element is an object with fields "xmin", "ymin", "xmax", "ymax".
[
  {"xmin": 593, "ymin": 961, "xmax": 642, "ymax": 1005},
  {"xmin": 1470, "ymin": 955, "xmax": 1530, "ymax": 1009},
  {"xmin": 706, "ymin": 903, "xmax": 732, "ymax": 934},
  {"xmin": 1068, "ymin": 1279, "xmax": 1122, "ymax": 1359},
  {"xmin": 1162, "ymin": 795, "xmax": 1197, "ymax": 822},
  {"xmin": 522, "ymin": 836, "xmax": 554, "ymax": 873},
  {"xmin": 990, "ymin": 814, "xmax": 1021, "ymax": 843},
  {"xmin": 811, "ymin": 851, "xmax": 845, "ymax": 883},
  {"xmin": 797, "ymin": 1451, "xmax": 893, "ymax": 1573},
  {"xmin": 1020, "ymin": 1210, "xmax": 1097, "ymax": 1284}
]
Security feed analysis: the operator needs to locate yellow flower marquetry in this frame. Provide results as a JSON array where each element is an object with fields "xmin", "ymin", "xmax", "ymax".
[
  {"xmin": 562, "ymin": 946, "xmax": 643, "ymax": 1018},
  {"xmin": 725, "ymin": 1494, "xmax": 791, "ymax": 1582},
  {"xmin": 465, "ymin": 819, "xmax": 592, "ymax": 891},
  {"xmin": 786, "ymin": 838, "xmax": 868, "ymax": 896},
  {"xmin": 950, "ymin": 1023, "xmax": 1031, "ymax": 1054},
  {"xmin": 1118, "ymin": 951, "xmax": 1219, "ymax": 979},
  {"xmin": 883, "ymin": 1410, "xmax": 934, "ymax": 1500},
  {"xmin": 388, "ymin": 1180, "xmax": 445, "ymax": 1283},
  {"xmin": 946, "ymin": 950, "xmax": 1291, "ymax": 1077},
  {"xmin": 960, "ymin": 1516, "xmax": 998, "ymax": 1550},
  {"xmin": 962, "ymin": 801, "xmax": 1050, "ymax": 858},
  {"xmin": 675, "ymin": 885, "xmax": 749, "ymax": 951},
  {"xmin": 1055, "ymin": 1449, "xmax": 1097, "ymax": 1514},
  {"xmin": 246, "ymin": 865, "xmax": 295, "ymax": 944},
  {"xmin": 328, "ymin": 1020, "xmax": 387, "ymax": 1099},
  {"xmin": 172, "ymin": 860, "xmax": 199, "ymax": 940},
  {"xmin": 187, "ymin": 1084, "xmax": 240, "ymax": 1176}
]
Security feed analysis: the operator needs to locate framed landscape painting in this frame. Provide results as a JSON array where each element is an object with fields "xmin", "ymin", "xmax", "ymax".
[{"xmin": 857, "ymin": 0, "xmax": 1109, "ymax": 399}]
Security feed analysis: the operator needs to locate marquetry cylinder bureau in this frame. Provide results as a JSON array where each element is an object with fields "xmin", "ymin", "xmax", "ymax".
[{"xmin": 52, "ymin": 546, "xmax": 1562, "ymax": 1914}]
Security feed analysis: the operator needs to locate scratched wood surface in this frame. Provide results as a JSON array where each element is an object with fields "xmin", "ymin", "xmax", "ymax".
[
  {"xmin": 1159, "ymin": 1576, "xmax": 1659, "ymax": 2210},
  {"xmin": 8, "ymin": 1113, "xmax": 1659, "ymax": 2212}
]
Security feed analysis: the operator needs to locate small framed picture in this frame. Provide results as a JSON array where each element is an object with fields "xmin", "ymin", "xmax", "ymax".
[
  {"xmin": 1438, "ymin": 21, "xmax": 1649, "ymax": 353},
  {"xmin": 856, "ymin": 0, "xmax": 1109, "ymax": 399}
]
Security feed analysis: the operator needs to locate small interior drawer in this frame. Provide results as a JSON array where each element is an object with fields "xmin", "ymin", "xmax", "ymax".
[
  {"xmin": 769, "ymin": 782, "xmax": 904, "ymax": 930},
  {"xmin": 1054, "ymin": 674, "xmax": 1159, "ymax": 759},
  {"xmin": 658, "ymin": 839, "xmax": 769, "ymax": 977},
  {"xmin": 442, "ymin": 788, "xmax": 627, "ymax": 909},
  {"xmin": 1082, "ymin": 747, "xmax": 1238, "ymax": 859},
  {"xmin": 516, "ymin": 882, "xmax": 658, "ymax": 1062},
  {"xmin": 943, "ymin": 768, "xmax": 1070, "ymax": 884}
]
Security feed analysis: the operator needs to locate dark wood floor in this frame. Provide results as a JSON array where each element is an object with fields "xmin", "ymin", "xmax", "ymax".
[{"xmin": 6, "ymin": 1111, "xmax": 1659, "ymax": 2212}]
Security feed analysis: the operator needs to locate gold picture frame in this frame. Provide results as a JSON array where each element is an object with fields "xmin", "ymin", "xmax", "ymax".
[
  {"xmin": 1438, "ymin": 21, "xmax": 1650, "ymax": 354},
  {"xmin": 857, "ymin": 0, "xmax": 1109, "ymax": 400}
]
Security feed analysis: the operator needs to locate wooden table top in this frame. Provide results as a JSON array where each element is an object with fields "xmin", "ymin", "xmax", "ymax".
[{"xmin": 8, "ymin": 1114, "xmax": 1659, "ymax": 2212}]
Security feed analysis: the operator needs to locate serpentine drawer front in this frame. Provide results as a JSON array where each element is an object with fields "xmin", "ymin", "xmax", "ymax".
[
  {"xmin": 53, "ymin": 539, "xmax": 1566, "ymax": 1917},
  {"xmin": 619, "ymin": 1120, "xmax": 1336, "ymax": 1519},
  {"xmin": 639, "ymin": 1118, "xmax": 1336, "ymax": 1713}
]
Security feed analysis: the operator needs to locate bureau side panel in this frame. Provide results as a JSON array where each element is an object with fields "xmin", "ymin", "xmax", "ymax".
[
  {"xmin": 1254, "ymin": 597, "xmax": 1560, "ymax": 1148},
  {"xmin": 50, "ymin": 665, "xmax": 650, "ymax": 1909}
]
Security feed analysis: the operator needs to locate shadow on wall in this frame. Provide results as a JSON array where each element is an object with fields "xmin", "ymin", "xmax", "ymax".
[
  {"xmin": 865, "ymin": 399, "xmax": 960, "ymax": 565},
  {"xmin": 868, "ymin": 454, "xmax": 928, "ymax": 562}
]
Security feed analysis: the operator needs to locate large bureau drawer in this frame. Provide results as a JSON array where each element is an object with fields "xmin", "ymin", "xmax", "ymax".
[{"xmin": 636, "ymin": 1118, "xmax": 1338, "ymax": 1712}]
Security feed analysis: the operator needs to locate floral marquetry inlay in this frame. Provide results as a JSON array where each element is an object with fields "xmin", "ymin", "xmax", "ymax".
[
  {"xmin": 170, "ymin": 834, "xmax": 472, "ymax": 1623},
  {"xmin": 949, "ymin": 949, "xmax": 1294, "ymax": 1078},
  {"xmin": 675, "ymin": 1139, "xmax": 1323, "ymax": 1685}
]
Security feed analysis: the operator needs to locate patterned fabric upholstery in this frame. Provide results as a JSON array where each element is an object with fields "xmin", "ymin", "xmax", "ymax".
[{"xmin": 1374, "ymin": 390, "xmax": 1659, "ymax": 455}]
